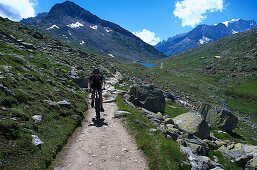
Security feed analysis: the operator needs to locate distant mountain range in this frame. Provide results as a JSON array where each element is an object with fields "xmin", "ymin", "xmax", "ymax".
[
  {"xmin": 155, "ymin": 19, "xmax": 257, "ymax": 56},
  {"xmin": 21, "ymin": 1, "xmax": 166, "ymax": 61}
]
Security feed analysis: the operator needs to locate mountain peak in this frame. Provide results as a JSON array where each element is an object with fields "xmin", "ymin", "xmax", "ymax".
[{"xmin": 155, "ymin": 18, "xmax": 257, "ymax": 56}]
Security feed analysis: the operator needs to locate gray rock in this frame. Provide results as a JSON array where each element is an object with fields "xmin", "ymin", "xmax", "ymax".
[
  {"xmin": 32, "ymin": 115, "xmax": 42, "ymax": 123},
  {"xmin": 73, "ymin": 115, "xmax": 82, "ymax": 121},
  {"xmin": 57, "ymin": 100, "xmax": 71, "ymax": 108},
  {"xmin": 114, "ymin": 111, "xmax": 130, "ymax": 117},
  {"xmin": 181, "ymin": 146, "xmax": 222, "ymax": 170},
  {"xmin": 149, "ymin": 128, "xmax": 157, "ymax": 132},
  {"xmin": 173, "ymin": 112, "xmax": 210, "ymax": 139},
  {"xmin": 198, "ymin": 103, "xmax": 238, "ymax": 132},
  {"xmin": 235, "ymin": 154, "xmax": 253, "ymax": 165},
  {"xmin": 21, "ymin": 42, "xmax": 36, "ymax": 49},
  {"xmin": 32, "ymin": 135, "xmax": 43, "ymax": 146},
  {"xmin": 246, "ymin": 157, "xmax": 257, "ymax": 169},
  {"xmin": 128, "ymin": 84, "xmax": 165, "ymax": 113}
]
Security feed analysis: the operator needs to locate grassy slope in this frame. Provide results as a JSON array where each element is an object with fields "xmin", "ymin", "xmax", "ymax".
[{"xmin": 0, "ymin": 18, "xmax": 115, "ymax": 169}]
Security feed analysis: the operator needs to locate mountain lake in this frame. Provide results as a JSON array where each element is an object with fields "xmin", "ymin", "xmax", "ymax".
[{"xmin": 140, "ymin": 63, "xmax": 156, "ymax": 67}]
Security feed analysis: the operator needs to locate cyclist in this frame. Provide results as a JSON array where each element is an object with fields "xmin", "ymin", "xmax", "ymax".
[{"xmin": 88, "ymin": 68, "xmax": 105, "ymax": 112}]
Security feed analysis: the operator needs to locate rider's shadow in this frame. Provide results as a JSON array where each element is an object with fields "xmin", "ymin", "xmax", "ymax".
[{"xmin": 89, "ymin": 118, "xmax": 108, "ymax": 127}]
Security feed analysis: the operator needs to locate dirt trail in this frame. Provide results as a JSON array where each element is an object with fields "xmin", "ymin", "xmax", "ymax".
[{"xmin": 52, "ymin": 75, "xmax": 148, "ymax": 170}]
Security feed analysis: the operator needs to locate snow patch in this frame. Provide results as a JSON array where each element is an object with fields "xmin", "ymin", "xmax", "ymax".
[
  {"xmin": 222, "ymin": 18, "xmax": 241, "ymax": 27},
  {"xmin": 80, "ymin": 41, "xmax": 85, "ymax": 45},
  {"xmin": 104, "ymin": 27, "xmax": 112, "ymax": 32},
  {"xmin": 68, "ymin": 32, "xmax": 72, "ymax": 36},
  {"xmin": 232, "ymin": 30, "xmax": 238, "ymax": 34},
  {"xmin": 47, "ymin": 25, "xmax": 59, "ymax": 30},
  {"xmin": 67, "ymin": 22, "xmax": 84, "ymax": 28},
  {"xmin": 199, "ymin": 36, "xmax": 211, "ymax": 45},
  {"xmin": 90, "ymin": 25, "xmax": 98, "ymax": 30},
  {"xmin": 108, "ymin": 54, "xmax": 115, "ymax": 58},
  {"xmin": 213, "ymin": 24, "xmax": 217, "ymax": 26}
]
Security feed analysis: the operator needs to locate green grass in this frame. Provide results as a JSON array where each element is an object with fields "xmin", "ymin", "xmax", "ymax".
[
  {"xmin": 208, "ymin": 150, "xmax": 242, "ymax": 170},
  {"xmin": 211, "ymin": 126, "xmax": 257, "ymax": 146},
  {"xmin": 116, "ymin": 95, "xmax": 189, "ymax": 170},
  {"xmin": 165, "ymin": 101, "xmax": 188, "ymax": 117},
  {"xmin": 223, "ymin": 78, "xmax": 257, "ymax": 116}
]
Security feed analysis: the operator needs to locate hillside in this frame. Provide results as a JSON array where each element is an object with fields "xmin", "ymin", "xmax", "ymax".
[
  {"xmin": 155, "ymin": 19, "xmax": 257, "ymax": 56},
  {"xmin": 114, "ymin": 27, "xmax": 257, "ymax": 149},
  {"xmin": 21, "ymin": 1, "xmax": 166, "ymax": 61},
  {"xmin": 0, "ymin": 16, "xmax": 115, "ymax": 168}
]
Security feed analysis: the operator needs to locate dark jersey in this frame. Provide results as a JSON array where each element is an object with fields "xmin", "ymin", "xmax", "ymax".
[{"xmin": 89, "ymin": 75, "xmax": 104, "ymax": 89}]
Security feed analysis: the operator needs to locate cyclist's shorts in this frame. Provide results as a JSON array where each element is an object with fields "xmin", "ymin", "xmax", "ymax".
[{"xmin": 91, "ymin": 88, "xmax": 102, "ymax": 92}]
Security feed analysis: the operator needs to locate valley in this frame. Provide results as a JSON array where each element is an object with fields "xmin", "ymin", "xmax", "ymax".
[{"xmin": 0, "ymin": 1, "xmax": 257, "ymax": 169}]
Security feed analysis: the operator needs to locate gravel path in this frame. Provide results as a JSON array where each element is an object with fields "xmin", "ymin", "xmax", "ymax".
[{"xmin": 52, "ymin": 75, "xmax": 148, "ymax": 170}]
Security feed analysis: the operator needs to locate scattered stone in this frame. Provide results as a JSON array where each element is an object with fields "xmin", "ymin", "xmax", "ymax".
[
  {"xmin": 122, "ymin": 148, "xmax": 128, "ymax": 152},
  {"xmin": 164, "ymin": 118, "xmax": 174, "ymax": 124},
  {"xmin": 1, "ymin": 65, "xmax": 12, "ymax": 72},
  {"xmin": 149, "ymin": 128, "xmax": 157, "ymax": 132},
  {"xmin": 73, "ymin": 115, "xmax": 82, "ymax": 121},
  {"xmin": 173, "ymin": 112, "xmax": 210, "ymax": 139},
  {"xmin": 57, "ymin": 100, "xmax": 71, "ymax": 108},
  {"xmin": 155, "ymin": 112, "xmax": 163, "ymax": 120},
  {"xmin": 32, "ymin": 115, "xmax": 42, "ymax": 123},
  {"xmin": 21, "ymin": 42, "xmax": 35, "ymax": 49},
  {"xmin": 32, "ymin": 135, "xmax": 43, "ymax": 147},
  {"xmin": 114, "ymin": 111, "xmax": 129, "ymax": 118}
]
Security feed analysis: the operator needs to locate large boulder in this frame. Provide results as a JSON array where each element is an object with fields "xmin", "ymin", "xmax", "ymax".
[
  {"xmin": 128, "ymin": 85, "xmax": 165, "ymax": 113},
  {"xmin": 173, "ymin": 112, "xmax": 210, "ymax": 139},
  {"xmin": 198, "ymin": 103, "xmax": 238, "ymax": 132}
]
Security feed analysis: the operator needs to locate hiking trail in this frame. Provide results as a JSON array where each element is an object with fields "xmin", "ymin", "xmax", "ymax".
[{"xmin": 52, "ymin": 73, "xmax": 148, "ymax": 170}]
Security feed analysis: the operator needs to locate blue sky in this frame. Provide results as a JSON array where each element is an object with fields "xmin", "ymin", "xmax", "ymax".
[{"xmin": 1, "ymin": 0, "xmax": 257, "ymax": 45}]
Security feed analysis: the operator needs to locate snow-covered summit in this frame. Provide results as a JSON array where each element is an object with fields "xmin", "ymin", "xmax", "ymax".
[{"xmin": 222, "ymin": 18, "xmax": 241, "ymax": 27}]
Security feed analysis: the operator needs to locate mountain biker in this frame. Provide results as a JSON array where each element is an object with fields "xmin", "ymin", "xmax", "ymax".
[{"xmin": 88, "ymin": 68, "xmax": 105, "ymax": 112}]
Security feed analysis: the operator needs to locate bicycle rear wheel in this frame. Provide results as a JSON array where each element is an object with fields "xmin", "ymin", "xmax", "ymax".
[{"xmin": 95, "ymin": 98, "xmax": 101, "ymax": 123}]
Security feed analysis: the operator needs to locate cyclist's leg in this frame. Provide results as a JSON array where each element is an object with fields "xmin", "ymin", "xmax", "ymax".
[
  {"xmin": 91, "ymin": 89, "xmax": 95, "ymax": 107},
  {"xmin": 99, "ymin": 89, "xmax": 104, "ymax": 112}
]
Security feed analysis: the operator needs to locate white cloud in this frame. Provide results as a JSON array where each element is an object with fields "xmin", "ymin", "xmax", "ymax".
[
  {"xmin": 133, "ymin": 29, "xmax": 160, "ymax": 46},
  {"xmin": 0, "ymin": 0, "xmax": 37, "ymax": 21},
  {"xmin": 173, "ymin": 0, "xmax": 224, "ymax": 27}
]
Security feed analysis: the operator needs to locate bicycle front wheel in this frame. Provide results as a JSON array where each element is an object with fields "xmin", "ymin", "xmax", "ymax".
[{"xmin": 95, "ymin": 98, "xmax": 101, "ymax": 123}]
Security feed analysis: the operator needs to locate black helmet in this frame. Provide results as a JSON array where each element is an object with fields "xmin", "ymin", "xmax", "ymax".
[{"xmin": 93, "ymin": 68, "xmax": 100, "ymax": 73}]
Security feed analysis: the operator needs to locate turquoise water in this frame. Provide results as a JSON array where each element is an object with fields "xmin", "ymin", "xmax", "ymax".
[{"xmin": 140, "ymin": 63, "xmax": 156, "ymax": 67}]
